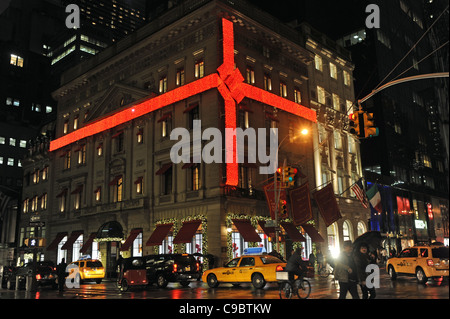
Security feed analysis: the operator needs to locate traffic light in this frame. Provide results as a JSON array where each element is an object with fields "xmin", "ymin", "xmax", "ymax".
[
  {"xmin": 363, "ymin": 112, "xmax": 379, "ymax": 138},
  {"xmin": 279, "ymin": 199, "xmax": 288, "ymax": 218},
  {"xmin": 285, "ymin": 167, "xmax": 298, "ymax": 187},
  {"xmin": 349, "ymin": 111, "xmax": 364, "ymax": 137},
  {"xmin": 276, "ymin": 167, "xmax": 284, "ymax": 182}
]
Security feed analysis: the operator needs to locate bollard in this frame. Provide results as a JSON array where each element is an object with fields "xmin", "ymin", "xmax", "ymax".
[{"xmin": 15, "ymin": 276, "xmax": 20, "ymax": 290}]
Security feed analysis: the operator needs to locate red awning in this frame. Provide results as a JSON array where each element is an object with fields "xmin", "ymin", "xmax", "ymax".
[
  {"xmin": 265, "ymin": 111, "xmax": 279, "ymax": 122},
  {"xmin": 281, "ymin": 222, "xmax": 306, "ymax": 242},
  {"xmin": 155, "ymin": 163, "xmax": 173, "ymax": 175},
  {"xmin": 173, "ymin": 220, "xmax": 202, "ymax": 244},
  {"xmin": 47, "ymin": 232, "xmax": 68, "ymax": 251},
  {"xmin": 120, "ymin": 228, "xmax": 142, "ymax": 251},
  {"xmin": 79, "ymin": 232, "xmax": 97, "ymax": 254},
  {"xmin": 239, "ymin": 104, "xmax": 253, "ymax": 113},
  {"xmin": 61, "ymin": 230, "xmax": 84, "ymax": 250},
  {"xmin": 111, "ymin": 130, "xmax": 123, "ymax": 139},
  {"xmin": 70, "ymin": 185, "xmax": 83, "ymax": 195},
  {"xmin": 301, "ymin": 224, "xmax": 324, "ymax": 243},
  {"xmin": 146, "ymin": 223, "xmax": 173, "ymax": 246},
  {"xmin": 232, "ymin": 219, "xmax": 262, "ymax": 242},
  {"xmin": 183, "ymin": 103, "xmax": 198, "ymax": 113},
  {"xmin": 56, "ymin": 189, "xmax": 68, "ymax": 198},
  {"xmin": 157, "ymin": 112, "xmax": 172, "ymax": 123},
  {"xmin": 257, "ymin": 220, "xmax": 275, "ymax": 239},
  {"xmin": 109, "ymin": 175, "xmax": 123, "ymax": 186}
]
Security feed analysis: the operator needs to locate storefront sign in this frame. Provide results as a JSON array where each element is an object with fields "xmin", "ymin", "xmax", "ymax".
[{"xmin": 414, "ymin": 220, "xmax": 427, "ymax": 229}]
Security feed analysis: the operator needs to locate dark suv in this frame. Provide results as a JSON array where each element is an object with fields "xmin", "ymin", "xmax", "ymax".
[
  {"xmin": 7, "ymin": 261, "xmax": 57, "ymax": 290},
  {"xmin": 145, "ymin": 254, "xmax": 201, "ymax": 288}
]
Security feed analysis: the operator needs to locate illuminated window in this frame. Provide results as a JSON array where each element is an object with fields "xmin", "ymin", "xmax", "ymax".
[
  {"xmin": 114, "ymin": 177, "xmax": 123, "ymax": 202},
  {"xmin": 42, "ymin": 166, "xmax": 48, "ymax": 181},
  {"xmin": 41, "ymin": 193, "xmax": 48, "ymax": 210},
  {"xmin": 195, "ymin": 60, "xmax": 204, "ymax": 78},
  {"xmin": 159, "ymin": 76, "xmax": 167, "ymax": 93},
  {"xmin": 10, "ymin": 54, "xmax": 24, "ymax": 67},
  {"xmin": 176, "ymin": 68, "xmax": 185, "ymax": 86},
  {"xmin": 132, "ymin": 232, "xmax": 143, "ymax": 257},
  {"xmin": 294, "ymin": 88, "xmax": 302, "ymax": 104},
  {"xmin": 97, "ymin": 143, "xmax": 103, "ymax": 156},
  {"xmin": 23, "ymin": 198, "xmax": 29, "ymax": 213},
  {"xmin": 423, "ymin": 155, "xmax": 432, "ymax": 168},
  {"xmin": 263, "ymin": 74, "xmax": 272, "ymax": 91},
  {"xmin": 77, "ymin": 144, "xmax": 86, "ymax": 165},
  {"xmin": 94, "ymin": 187, "xmax": 101, "ymax": 202},
  {"xmin": 314, "ymin": 55, "xmax": 323, "ymax": 71},
  {"xmin": 63, "ymin": 151, "xmax": 71, "ymax": 169},
  {"xmin": 63, "ymin": 120, "xmax": 69, "ymax": 134},
  {"xmin": 343, "ymin": 71, "xmax": 351, "ymax": 86},
  {"xmin": 329, "ymin": 62, "xmax": 337, "ymax": 79},
  {"xmin": 137, "ymin": 128, "xmax": 143, "ymax": 144},
  {"xmin": 73, "ymin": 115, "xmax": 79, "ymax": 130},
  {"xmin": 31, "ymin": 196, "xmax": 38, "ymax": 212},
  {"xmin": 191, "ymin": 165, "xmax": 200, "ymax": 191},
  {"xmin": 135, "ymin": 177, "xmax": 143, "ymax": 194},
  {"xmin": 317, "ymin": 86, "xmax": 326, "ymax": 104},
  {"xmin": 7, "ymin": 158, "xmax": 14, "ymax": 166},
  {"xmin": 246, "ymin": 67, "xmax": 255, "ymax": 84},
  {"xmin": 279, "ymin": 82, "xmax": 287, "ymax": 97},
  {"xmin": 332, "ymin": 93, "xmax": 340, "ymax": 111}
]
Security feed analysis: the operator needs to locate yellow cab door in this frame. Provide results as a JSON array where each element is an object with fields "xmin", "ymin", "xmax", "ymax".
[
  {"xmin": 236, "ymin": 257, "xmax": 255, "ymax": 282},
  {"xmin": 219, "ymin": 258, "xmax": 240, "ymax": 282},
  {"xmin": 403, "ymin": 248, "xmax": 418, "ymax": 274}
]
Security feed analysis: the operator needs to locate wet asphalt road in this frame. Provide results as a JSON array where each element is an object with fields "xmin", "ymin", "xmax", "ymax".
[{"xmin": 1, "ymin": 268, "xmax": 448, "ymax": 300}]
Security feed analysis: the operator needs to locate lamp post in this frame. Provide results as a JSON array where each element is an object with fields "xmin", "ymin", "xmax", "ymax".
[{"xmin": 273, "ymin": 128, "xmax": 309, "ymax": 254}]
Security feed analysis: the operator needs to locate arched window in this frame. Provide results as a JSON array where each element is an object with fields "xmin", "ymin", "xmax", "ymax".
[
  {"xmin": 357, "ymin": 222, "xmax": 366, "ymax": 236},
  {"xmin": 343, "ymin": 220, "xmax": 353, "ymax": 242}
]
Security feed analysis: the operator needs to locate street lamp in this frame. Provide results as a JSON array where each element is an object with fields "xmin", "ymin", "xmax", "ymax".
[{"xmin": 273, "ymin": 128, "xmax": 309, "ymax": 254}]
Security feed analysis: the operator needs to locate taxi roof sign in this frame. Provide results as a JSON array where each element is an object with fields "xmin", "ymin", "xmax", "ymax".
[{"xmin": 243, "ymin": 247, "xmax": 266, "ymax": 255}]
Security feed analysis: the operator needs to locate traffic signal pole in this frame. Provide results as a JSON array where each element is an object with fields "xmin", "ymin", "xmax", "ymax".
[{"xmin": 274, "ymin": 158, "xmax": 286, "ymax": 254}]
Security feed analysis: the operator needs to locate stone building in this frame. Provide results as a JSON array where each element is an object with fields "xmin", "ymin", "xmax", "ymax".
[{"xmin": 18, "ymin": 0, "xmax": 369, "ymax": 273}]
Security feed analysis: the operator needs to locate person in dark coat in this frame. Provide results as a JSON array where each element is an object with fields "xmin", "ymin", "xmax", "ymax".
[
  {"xmin": 56, "ymin": 258, "xmax": 67, "ymax": 292},
  {"xmin": 353, "ymin": 243, "xmax": 376, "ymax": 299},
  {"xmin": 286, "ymin": 248, "xmax": 306, "ymax": 281},
  {"xmin": 334, "ymin": 241, "xmax": 359, "ymax": 299}
]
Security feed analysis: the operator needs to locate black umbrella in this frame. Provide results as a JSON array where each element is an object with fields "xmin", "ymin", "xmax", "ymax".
[{"xmin": 353, "ymin": 231, "xmax": 383, "ymax": 253}]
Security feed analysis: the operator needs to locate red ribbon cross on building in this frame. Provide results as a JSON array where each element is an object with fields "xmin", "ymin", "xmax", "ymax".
[{"xmin": 50, "ymin": 18, "xmax": 317, "ymax": 186}]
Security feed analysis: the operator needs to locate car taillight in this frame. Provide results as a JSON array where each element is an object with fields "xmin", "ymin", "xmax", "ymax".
[
  {"xmin": 196, "ymin": 262, "xmax": 200, "ymax": 272},
  {"xmin": 173, "ymin": 263, "xmax": 178, "ymax": 273},
  {"xmin": 427, "ymin": 259, "xmax": 434, "ymax": 267},
  {"xmin": 276, "ymin": 265, "xmax": 284, "ymax": 272},
  {"xmin": 36, "ymin": 274, "xmax": 42, "ymax": 280}
]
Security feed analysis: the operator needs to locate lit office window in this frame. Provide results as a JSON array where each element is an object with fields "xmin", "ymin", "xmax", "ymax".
[{"xmin": 10, "ymin": 54, "xmax": 24, "ymax": 67}]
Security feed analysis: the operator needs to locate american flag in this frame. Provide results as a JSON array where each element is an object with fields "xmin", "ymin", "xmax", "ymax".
[{"xmin": 351, "ymin": 179, "xmax": 369, "ymax": 208}]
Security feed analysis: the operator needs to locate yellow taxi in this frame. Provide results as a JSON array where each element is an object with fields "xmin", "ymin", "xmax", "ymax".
[
  {"xmin": 202, "ymin": 254, "xmax": 286, "ymax": 289},
  {"xmin": 387, "ymin": 244, "xmax": 449, "ymax": 284},
  {"xmin": 70, "ymin": 259, "xmax": 105, "ymax": 284}
]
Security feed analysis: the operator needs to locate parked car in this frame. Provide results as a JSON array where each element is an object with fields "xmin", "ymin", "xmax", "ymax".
[
  {"xmin": 387, "ymin": 244, "xmax": 449, "ymax": 284},
  {"xmin": 117, "ymin": 257, "xmax": 147, "ymax": 292},
  {"xmin": 7, "ymin": 261, "xmax": 57, "ymax": 290},
  {"xmin": 69, "ymin": 259, "xmax": 105, "ymax": 284},
  {"xmin": 202, "ymin": 254, "xmax": 286, "ymax": 289},
  {"xmin": 1, "ymin": 265, "xmax": 16, "ymax": 289},
  {"xmin": 145, "ymin": 254, "xmax": 201, "ymax": 288}
]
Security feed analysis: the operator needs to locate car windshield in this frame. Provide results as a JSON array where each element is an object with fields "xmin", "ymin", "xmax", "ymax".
[
  {"xmin": 432, "ymin": 247, "xmax": 449, "ymax": 259},
  {"xmin": 86, "ymin": 261, "xmax": 103, "ymax": 268},
  {"xmin": 260, "ymin": 256, "xmax": 283, "ymax": 264},
  {"xmin": 226, "ymin": 258, "xmax": 240, "ymax": 268}
]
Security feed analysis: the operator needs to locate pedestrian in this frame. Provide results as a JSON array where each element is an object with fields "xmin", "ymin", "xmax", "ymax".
[
  {"xmin": 308, "ymin": 251, "xmax": 316, "ymax": 269},
  {"xmin": 353, "ymin": 243, "xmax": 376, "ymax": 299},
  {"xmin": 56, "ymin": 258, "xmax": 67, "ymax": 292},
  {"xmin": 334, "ymin": 241, "xmax": 359, "ymax": 299},
  {"xmin": 380, "ymin": 248, "xmax": 387, "ymax": 265},
  {"xmin": 316, "ymin": 249, "xmax": 324, "ymax": 270}
]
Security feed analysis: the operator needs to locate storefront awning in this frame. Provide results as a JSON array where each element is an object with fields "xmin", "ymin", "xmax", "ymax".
[
  {"xmin": 61, "ymin": 230, "xmax": 84, "ymax": 250},
  {"xmin": 47, "ymin": 232, "xmax": 68, "ymax": 251},
  {"xmin": 80, "ymin": 232, "xmax": 97, "ymax": 254},
  {"xmin": 257, "ymin": 220, "xmax": 275, "ymax": 239},
  {"xmin": 232, "ymin": 219, "xmax": 262, "ymax": 243},
  {"xmin": 96, "ymin": 221, "xmax": 124, "ymax": 241},
  {"xmin": 120, "ymin": 228, "xmax": 142, "ymax": 251},
  {"xmin": 281, "ymin": 222, "xmax": 306, "ymax": 242},
  {"xmin": 146, "ymin": 223, "xmax": 173, "ymax": 246},
  {"xmin": 155, "ymin": 163, "xmax": 173, "ymax": 175},
  {"xmin": 301, "ymin": 224, "xmax": 324, "ymax": 243},
  {"xmin": 173, "ymin": 220, "xmax": 202, "ymax": 244}
]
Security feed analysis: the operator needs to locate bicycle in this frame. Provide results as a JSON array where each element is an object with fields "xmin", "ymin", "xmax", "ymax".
[
  {"xmin": 318, "ymin": 263, "xmax": 333, "ymax": 278},
  {"xmin": 277, "ymin": 271, "xmax": 311, "ymax": 299}
]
